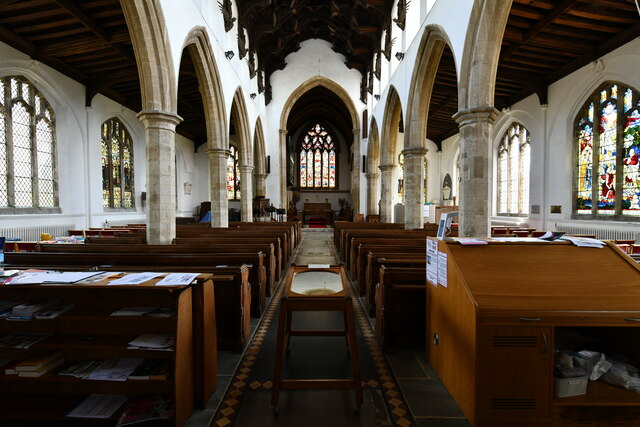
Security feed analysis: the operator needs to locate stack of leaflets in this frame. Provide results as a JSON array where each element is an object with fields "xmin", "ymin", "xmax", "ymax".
[
  {"xmin": 110, "ymin": 307, "xmax": 175, "ymax": 317},
  {"xmin": 85, "ymin": 358, "xmax": 144, "ymax": 382},
  {"xmin": 67, "ymin": 394, "xmax": 128, "ymax": 419},
  {"xmin": 128, "ymin": 359, "xmax": 170, "ymax": 381},
  {"xmin": 34, "ymin": 304, "xmax": 74, "ymax": 319},
  {"xmin": 0, "ymin": 332, "xmax": 52, "ymax": 349},
  {"xmin": 127, "ymin": 334, "xmax": 175, "ymax": 352},
  {"xmin": 15, "ymin": 352, "xmax": 65, "ymax": 377},
  {"xmin": 58, "ymin": 360, "xmax": 103, "ymax": 379},
  {"xmin": 0, "ymin": 300, "xmax": 24, "ymax": 318},
  {"xmin": 116, "ymin": 395, "xmax": 172, "ymax": 426},
  {"xmin": 8, "ymin": 298, "xmax": 61, "ymax": 320}
]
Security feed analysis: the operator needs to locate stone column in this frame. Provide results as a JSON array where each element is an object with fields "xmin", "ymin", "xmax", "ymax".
[
  {"xmin": 137, "ymin": 111, "xmax": 181, "ymax": 244},
  {"xmin": 452, "ymin": 106, "xmax": 499, "ymax": 237},
  {"xmin": 255, "ymin": 173, "xmax": 268, "ymax": 197},
  {"xmin": 350, "ymin": 128, "xmax": 361, "ymax": 213},
  {"xmin": 378, "ymin": 164, "xmax": 395, "ymax": 223},
  {"xmin": 403, "ymin": 147, "xmax": 428, "ymax": 229},
  {"xmin": 365, "ymin": 172, "xmax": 380, "ymax": 215},
  {"xmin": 205, "ymin": 147, "xmax": 230, "ymax": 228},
  {"xmin": 279, "ymin": 129, "xmax": 288, "ymax": 209},
  {"xmin": 240, "ymin": 164, "xmax": 254, "ymax": 222}
]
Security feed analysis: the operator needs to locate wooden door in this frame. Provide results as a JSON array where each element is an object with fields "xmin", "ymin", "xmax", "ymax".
[{"xmin": 477, "ymin": 326, "xmax": 552, "ymax": 424}]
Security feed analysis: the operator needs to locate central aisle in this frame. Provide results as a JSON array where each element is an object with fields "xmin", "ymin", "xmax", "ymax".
[{"xmin": 210, "ymin": 228, "xmax": 415, "ymax": 427}]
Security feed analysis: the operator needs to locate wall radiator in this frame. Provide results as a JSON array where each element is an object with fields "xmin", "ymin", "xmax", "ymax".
[
  {"xmin": 554, "ymin": 223, "xmax": 639, "ymax": 241},
  {"xmin": 0, "ymin": 224, "xmax": 75, "ymax": 241}
]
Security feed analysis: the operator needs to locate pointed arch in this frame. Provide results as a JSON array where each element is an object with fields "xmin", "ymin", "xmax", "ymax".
[
  {"xmin": 380, "ymin": 86, "xmax": 403, "ymax": 166},
  {"xmin": 405, "ymin": 25, "xmax": 454, "ymax": 151},
  {"xmin": 253, "ymin": 117, "xmax": 267, "ymax": 197},
  {"xmin": 366, "ymin": 116, "xmax": 381, "ymax": 215},
  {"xmin": 182, "ymin": 27, "xmax": 228, "ymax": 152},
  {"xmin": 230, "ymin": 88, "xmax": 253, "ymax": 221},
  {"xmin": 121, "ymin": 0, "xmax": 177, "ymax": 113},
  {"xmin": 278, "ymin": 76, "xmax": 360, "ymax": 207}
]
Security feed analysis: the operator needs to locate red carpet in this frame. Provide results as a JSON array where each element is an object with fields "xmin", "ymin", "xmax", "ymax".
[{"xmin": 308, "ymin": 217, "xmax": 328, "ymax": 228}]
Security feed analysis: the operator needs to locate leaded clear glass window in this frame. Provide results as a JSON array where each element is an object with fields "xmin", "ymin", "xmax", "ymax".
[
  {"xmin": 575, "ymin": 82, "xmax": 640, "ymax": 218},
  {"xmin": 299, "ymin": 123, "xmax": 336, "ymax": 189},
  {"xmin": 0, "ymin": 76, "xmax": 58, "ymax": 210},
  {"xmin": 227, "ymin": 145, "xmax": 241, "ymax": 200},
  {"xmin": 496, "ymin": 122, "xmax": 530, "ymax": 215},
  {"xmin": 101, "ymin": 118, "xmax": 134, "ymax": 209}
]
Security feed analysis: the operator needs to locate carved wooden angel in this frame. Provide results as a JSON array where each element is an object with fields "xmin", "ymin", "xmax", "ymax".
[
  {"xmin": 393, "ymin": 0, "xmax": 410, "ymax": 31},
  {"xmin": 382, "ymin": 23, "xmax": 396, "ymax": 60},
  {"xmin": 218, "ymin": 0, "xmax": 236, "ymax": 32},
  {"xmin": 237, "ymin": 26, "xmax": 248, "ymax": 59}
]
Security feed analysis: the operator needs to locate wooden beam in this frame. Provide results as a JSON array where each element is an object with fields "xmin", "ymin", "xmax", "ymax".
[
  {"xmin": 53, "ymin": 0, "xmax": 136, "ymax": 64},
  {"xmin": 501, "ymin": 0, "xmax": 581, "ymax": 61}
]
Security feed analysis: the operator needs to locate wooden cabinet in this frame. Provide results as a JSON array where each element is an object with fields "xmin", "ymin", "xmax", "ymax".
[
  {"xmin": 0, "ymin": 275, "xmax": 214, "ymax": 426},
  {"xmin": 427, "ymin": 239, "xmax": 640, "ymax": 426}
]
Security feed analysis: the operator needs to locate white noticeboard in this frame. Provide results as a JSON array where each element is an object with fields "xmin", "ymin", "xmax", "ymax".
[
  {"xmin": 426, "ymin": 239, "xmax": 438, "ymax": 287},
  {"xmin": 437, "ymin": 251, "xmax": 448, "ymax": 288}
]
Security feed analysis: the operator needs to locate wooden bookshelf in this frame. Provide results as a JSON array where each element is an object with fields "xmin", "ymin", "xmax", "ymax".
[
  {"xmin": 0, "ymin": 273, "xmax": 215, "ymax": 426},
  {"xmin": 426, "ymin": 239, "xmax": 640, "ymax": 427}
]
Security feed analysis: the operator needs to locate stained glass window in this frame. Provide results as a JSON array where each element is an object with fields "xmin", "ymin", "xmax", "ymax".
[
  {"xmin": 575, "ymin": 82, "xmax": 640, "ymax": 218},
  {"xmin": 0, "ymin": 76, "xmax": 58, "ymax": 210},
  {"xmin": 299, "ymin": 123, "xmax": 337, "ymax": 189},
  {"xmin": 101, "ymin": 118, "xmax": 134, "ymax": 209},
  {"xmin": 496, "ymin": 122, "xmax": 530, "ymax": 215},
  {"xmin": 227, "ymin": 145, "xmax": 241, "ymax": 200}
]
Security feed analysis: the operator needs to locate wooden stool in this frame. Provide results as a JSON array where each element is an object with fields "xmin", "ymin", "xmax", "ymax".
[{"xmin": 271, "ymin": 265, "xmax": 363, "ymax": 412}]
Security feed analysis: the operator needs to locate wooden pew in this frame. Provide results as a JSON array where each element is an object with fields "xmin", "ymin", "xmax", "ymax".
[
  {"xmin": 366, "ymin": 254, "xmax": 426, "ymax": 316},
  {"xmin": 35, "ymin": 244, "xmax": 268, "ymax": 317},
  {"xmin": 177, "ymin": 228, "xmax": 290, "ymax": 267},
  {"xmin": 173, "ymin": 238, "xmax": 279, "ymax": 294},
  {"xmin": 333, "ymin": 222, "xmax": 404, "ymax": 255},
  {"xmin": 85, "ymin": 235, "xmax": 146, "ymax": 244},
  {"xmin": 5, "ymin": 253, "xmax": 254, "ymax": 351},
  {"xmin": 376, "ymin": 266, "xmax": 427, "ymax": 351}
]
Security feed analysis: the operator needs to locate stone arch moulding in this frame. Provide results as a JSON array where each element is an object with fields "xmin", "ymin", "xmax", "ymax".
[
  {"xmin": 278, "ymin": 76, "xmax": 361, "ymax": 208},
  {"xmin": 231, "ymin": 87, "xmax": 253, "ymax": 167},
  {"xmin": 182, "ymin": 26, "xmax": 228, "ymax": 152},
  {"xmin": 367, "ymin": 116, "xmax": 381, "ymax": 174},
  {"xmin": 120, "ymin": 0, "xmax": 177, "ymax": 114},
  {"xmin": 380, "ymin": 85, "xmax": 403, "ymax": 167},
  {"xmin": 253, "ymin": 117, "xmax": 267, "ymax": 176},
  {"xmin": 405, "ymin": 25, "xmax": 454, "ymax": 152}
]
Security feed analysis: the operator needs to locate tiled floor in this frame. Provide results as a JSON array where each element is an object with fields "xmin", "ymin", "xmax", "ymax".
[{"xmin": 185, "ymin": 226, "xmax": 469, "ymax": 427}]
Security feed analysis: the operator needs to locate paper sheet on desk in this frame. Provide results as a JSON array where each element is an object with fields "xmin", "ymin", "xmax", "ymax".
[
  {"xmin": 155, "ymin": 273, "xmax": 199, "ymax": 286},
  {"xmin": 6, "ymin": 271, "xmax": 103, "ymax": 285},
  {"xmin": 108, "ymin": 272, "xmax": 164, "ymax": 285},
  {"xmin": 560, "ymin": 236, "xmax": 604, "ymax": 248}
]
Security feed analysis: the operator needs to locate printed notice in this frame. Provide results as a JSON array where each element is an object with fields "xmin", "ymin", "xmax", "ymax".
[
  {"xmin": 426, "ymin": 239, "xmax": 438, "ymax": 287},
  {"xmin": 155, "ymin": 273, "xmax": 199, "ymax": 286},
  {"xmin": 108, "ymin": 273, "xmax": 164, "ymax": 286},
  {"xmin": 437, "ymin": 251, "xmax": 448, "ymax": 288}
]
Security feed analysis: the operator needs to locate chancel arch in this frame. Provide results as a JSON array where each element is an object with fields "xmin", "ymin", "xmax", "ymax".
[{"xmin": 279, "ymin": 77, "xmax": 360, "ymax": 210}]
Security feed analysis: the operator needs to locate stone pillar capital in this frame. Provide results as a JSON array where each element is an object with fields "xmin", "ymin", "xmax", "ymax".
[
  {"xmin": 352, "ymin": 128, "xmax": 360, "ymax": 136},
  {"xmin": 452, "ymin": 106, "xmax": 500, "ymax": 127},
  {"xmin": 205, "ymin": 147, "xmax": 231, "ymax": 159},
  {"xmin": 255, "ymin": 173, "xmax": 269, "ymax": 179},
  {"xmin": 239, "ymin": 165, "xmax": 254, "ymax": 173},
  {"xmin": 401, "ymin": 147, "xmax": 429, "ymax": 158},
  {"xmin": 365, "ymin": 172, "xmax": 379, "ymax": 180},
  {"xmin": 136, "ymin": 110, "xmax": 183, "ymax": 129},
  {"xmin": 279, "ymin": 128, "xmax": 288, "ymax": 135},
  {"xmin": 378, "ymin": 164, "xmax": 395, "ymax": 172}
]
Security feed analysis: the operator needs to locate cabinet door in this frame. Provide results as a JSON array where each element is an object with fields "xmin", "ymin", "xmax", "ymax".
[{"xmin": 477, "ymin": 326, "xmax": 552, "ymax": 423}]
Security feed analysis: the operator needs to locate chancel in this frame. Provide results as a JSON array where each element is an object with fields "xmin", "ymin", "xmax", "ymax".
[{"xmin": 0, "ymin": 1, "xmax": 639, "ymax": 426}]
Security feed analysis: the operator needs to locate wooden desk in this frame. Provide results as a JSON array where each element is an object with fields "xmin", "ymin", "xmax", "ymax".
[
  {"xmin": 271, "ymin": 265, "xmax": 362, "ymax": 410},
  {"xmin": 427, "ymin": 239, "xmax": 640, "ymax": 426},
  {"xmin": 302, "ymin": 202, "xmax": 333, "ymax": 224}
]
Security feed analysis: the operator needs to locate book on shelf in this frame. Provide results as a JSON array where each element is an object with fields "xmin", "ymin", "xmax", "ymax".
[
  {"xmin": 58, "ymin": 360, "xmax": 102, "ymax": 379},
  {"xmin": 12, "ymin": 298, "xmax": 61, "ymax": 316},
  {"xmin": 128, "ymin": 359, "xmax": 170, "ymax": 381},
  {"xmin": 17, "ymin": 354, "xmax": 65, "ymax": 377},
  {"xmin": 4, "ymin": 360, "xmax": 20, "ymax": 375},
  {"xmin": 67, "ymin": 394, "xmax": 128, "ymax": 419},
  {"xmin": 85, "ymin": 358, "xmax": 144, "ymax": 382},
  {"xmin": 15, "ymin": 352, "xmax": 64, "ymax": 372},
  {"xmin": 145, "ymin": 307, "xmax": 175, "ymax": 318},
  {"xmin": 110, "ymin": 307, "xmax": 158, "ymax": 317},
  {"xmin": 0, "ymin": 300, "xmax": 24, "ymax": 318},
  {"xmin": 0, "ymin": 332, "xmax": 53, "ymax": 349},
  {"xmin": 34, "ymin": 304, "xmax": 74, "ymax": 319},
  {"xmin": 127, "ymin": 334, "xmax": 175, "ymax": 351},
  {"xmin": 116, "ymin": 395, "xmax": 172, "ymax": 426}
]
